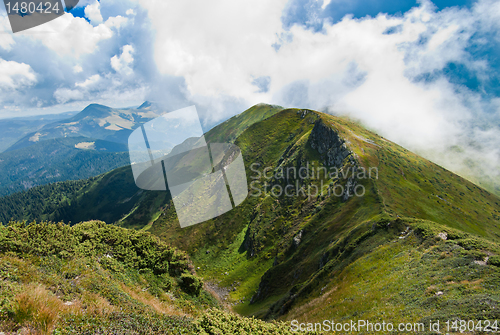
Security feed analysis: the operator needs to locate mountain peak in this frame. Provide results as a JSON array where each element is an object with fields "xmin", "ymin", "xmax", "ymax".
[
  {"xmin": 76, "ymin": 103, "xmax": 114, "ymax": 119},
  {"xmin": 138, "ymin": 101, "xmax": 152, "ymax": 109}
]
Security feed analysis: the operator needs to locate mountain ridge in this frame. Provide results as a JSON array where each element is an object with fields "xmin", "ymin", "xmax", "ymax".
[
  {"xmin": 1, "ymin": 103, "xmax": 500, "ymax": 326},
  {"xmin": 4, "ymin": 103, "xmax": 167, "ymax": 152},
  {"xmin": 0, "ymin": 110, "xmax": 78, "ymax": 153}
]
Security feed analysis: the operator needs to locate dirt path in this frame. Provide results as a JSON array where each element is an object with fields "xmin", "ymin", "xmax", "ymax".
[{"xmin": 204, "ymin": 281, "xmax": 233, "ymax": 311}]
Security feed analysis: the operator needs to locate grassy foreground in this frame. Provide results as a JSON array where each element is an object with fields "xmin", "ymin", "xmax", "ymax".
[{"xmin": 0, "ymin": 221, "xmax": 307, "ymax": 334}]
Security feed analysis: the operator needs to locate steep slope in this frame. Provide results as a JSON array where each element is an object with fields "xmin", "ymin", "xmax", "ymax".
[
  {"xmin": 0, "ymin": 137, "xmax": 129, "ymax": 197},
  {"xmin": 281, "ymin": 218, "xmax": 500, "ymax": 327},
  {"xmin": 147, "ymin": 108, "xmax": 500, "ymax": 322},
  {"xmin": 5, "ymin": 103, "xmax": 165, "ymax": 152}
]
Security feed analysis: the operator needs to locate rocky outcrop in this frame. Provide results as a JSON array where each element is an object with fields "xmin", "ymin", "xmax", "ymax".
[
  {"xmin": 343, "ymin": 174, "xmax": 357, "ymax": 202},
  {"xmin": 309, "ymin": 119, "xmax": 359, "ymax": 201},
  {"xmin": 319, "ymin": 251, "xmax": 329, "ymax": 269},
  {"xmin": 309, "ymin": 120, "xmax": 351, "ymax": 168},
  {"xmin": 292, "ymin": 230, "xmax": 303, "ymax": 248}
]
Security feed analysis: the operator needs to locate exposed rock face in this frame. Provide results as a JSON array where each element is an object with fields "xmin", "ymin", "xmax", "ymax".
[
  {"xmin": 319, "ymin": 251, "xmax": 329, "ymax": 269},
  {"xmin": 343, "ymin": 175, "xmax": 357, "ymax": 202},
  {"xmin": 309, "ymin": 120, "xmax": 351, "ymax": 168},
  {"xmin": 308, "ymin": 119, "xmax": 358, "ymax": 201}
]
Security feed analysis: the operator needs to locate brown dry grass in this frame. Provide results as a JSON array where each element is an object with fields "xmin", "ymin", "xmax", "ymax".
[
  {"xmin": 120, "ymin": 283, "xmax": 188, "ymax": 317},
  {"xmin": 13, "ymin": 284, "xmax": 80, "ymax": 335},
  {"xmin": 11, "ymin": 284, "xmax": 121, "ymax": 335}
]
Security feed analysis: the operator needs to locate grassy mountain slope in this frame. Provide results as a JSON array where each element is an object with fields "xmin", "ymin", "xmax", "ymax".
[
  {"xmin": 0, "ymin": 137, "xmax": 129, "ymax": 197},
  {"xmin": 147, "ymin": 107, "xmax": 500, "ymax": 323},
  {"xmin": 282, "ymin": 218, "xmax": 500, "ymax": 326},
  {"xmin": 205, "ymin": 103, "xmax": 283, "ymax": 144}
]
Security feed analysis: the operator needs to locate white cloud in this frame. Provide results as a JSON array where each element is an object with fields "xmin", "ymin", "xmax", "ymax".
[
  {"xmin": 16, "ymin": 14, "xmax": 116, "ymax": 58},
  {"xmin": 138, "ymin": 0, "xmax": 288, "ymax": 119},
  {"xmin": 75, "ymin": 74, "xmax": 101, "ymax": 89},
  {"xmin": 105, "ymin": 15, "xmax": 128, "ymax": 29},
  {"xmin": 85, "ymin": 0, "xmax": 104, "ymax": 25},
  {"xmin": 73, "ymin": 65, "xmax": 83, "ymax": 73},
  {"xmin": 54, "ymin": 88, "xmax": 85, "ymax": 103},
  {"xmin": 0, "ymin": 58, "xmax": 36, "ymax": 89},
  {"xmin": 111, "ymin": 44, "xmax": 134, "ymax": 75}
]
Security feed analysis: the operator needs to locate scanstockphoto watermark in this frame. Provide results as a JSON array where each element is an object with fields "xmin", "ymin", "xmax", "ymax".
[
  {"xmin": 291, "ymin": 319, "xmax": 498, "ymax": 333},
  {"xmin": 290, "ymin": 319, "xmax": 430, "ymax": 333},
  {"xmin": 249, "ymin": 162, "xmax": 378, "ymax": 199}
]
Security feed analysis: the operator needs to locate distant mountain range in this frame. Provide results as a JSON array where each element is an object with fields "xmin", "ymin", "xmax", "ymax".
[
  {"xmin": 0, "ymin": 137, "xmax": 129, "ymax": 197},
  {"xmin": 0, "ymin": 101, "xmax": 170, "ymax": 196},
  {"xmin": 0, "ymin": 110, "xmax": 78, "ymax": 153},
  {"xmin": 5, "ymin": 102, "xmax": 164, "ymax": 152}
]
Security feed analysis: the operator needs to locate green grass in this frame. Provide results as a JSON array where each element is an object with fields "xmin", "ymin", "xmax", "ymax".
[
  {"xmin": 205, "ymin": 103, "xmax": 284, "ymax": 144},
  {"xmin": 283, "ymin": 218, "xmax": 500, "ymax": 331},
  {"xmin": 193, "ymin": 227, "xmax": 274, "ymax": 305}
]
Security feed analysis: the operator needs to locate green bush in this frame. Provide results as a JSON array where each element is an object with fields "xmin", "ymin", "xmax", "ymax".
[
  {"xmin": 460, "ymin": 249, "xmax": 487, "ymax": 260},
  {"xmin": 180, "ymin": 272, "xmax": 203, "ymax": 296},
  {"xmin": 457, "ymin": 238, "xmax": 487, "ymax": 250},
  {"xmin": 488, "ymin": 256, "xmax": 500, "ymax": 267},
  {"xmin": 0, "ymin": 221, "xmax": 199, "ymax": 295},
  {"xmin": 194, "ymin": 308, "xmax": 314, "ymax": 334}
]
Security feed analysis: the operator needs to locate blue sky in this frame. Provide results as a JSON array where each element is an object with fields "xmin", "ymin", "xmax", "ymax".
[
  {"xmin": 0, "ymin": 0, "xmax": 499, "ymax": 183},
  {"xmin": 282, "ymin": 0, "xmax": 479, "ymax": 28}
]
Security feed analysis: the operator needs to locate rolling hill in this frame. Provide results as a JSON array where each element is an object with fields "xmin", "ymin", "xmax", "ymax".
[{"xmin": 2, "ymin": 103, "xmax": 500, "ymax": 328}]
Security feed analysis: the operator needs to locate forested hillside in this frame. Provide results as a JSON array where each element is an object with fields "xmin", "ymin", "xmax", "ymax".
[{"xmin": 0, "ymin": 137, "xmax": 129, "ymax": 197}]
